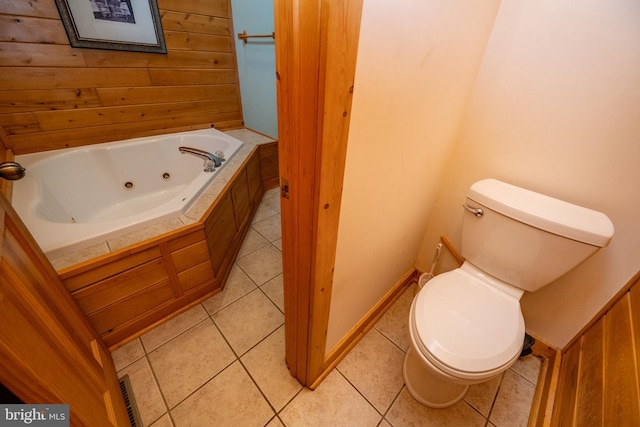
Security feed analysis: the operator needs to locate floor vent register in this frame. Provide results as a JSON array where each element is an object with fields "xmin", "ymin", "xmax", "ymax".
[{"xmin": 119, "ymin": 375, "xmax": 143, "ymax": 427}]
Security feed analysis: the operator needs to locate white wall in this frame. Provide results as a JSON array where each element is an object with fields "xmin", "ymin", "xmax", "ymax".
[
  {"xmin": 326, "ymin": 0, "xmax": 501, "ymax": 352},
  {"xmin": 231, "ymin": 0, "xmax": 278, "ymax": 138},
  {"xmin": 417, "ymin": 0, "xmax": 640, "ymax": 348}
]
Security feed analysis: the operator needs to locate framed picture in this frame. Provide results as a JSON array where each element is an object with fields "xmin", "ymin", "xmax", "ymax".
[{"xmin": 55, "ymin": 0, "xmax": 166, "ymax": 53}]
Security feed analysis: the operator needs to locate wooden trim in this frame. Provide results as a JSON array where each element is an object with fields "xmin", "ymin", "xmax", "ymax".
[
  {"xmin": 159, "ymin": 242, "xmax": 183, "ymax": 298},
  {"xmin": 0, "ymin": 126, "xmax": 9, "ymax": 151},
  {"xmin": 312, "ymin": 268, "xmax": 418, "ymax": 389},
  {"xmin": 275, "ymin": 0, "xmax": 364, "ymax": 386},
  {"xmin": 307, "ymin": 0, "xmax": 364, "ymax": 384},
  {"xmin": 58, "ymin": 223, "xmax": 202, "ymax": 279},
  {"xmin": 440, "ymin": 234, "xmax": 465, "ymax": 266},
  {"xmin": 1, "ymin": 192, "xmax": 130, "ymax": 424},
  {"xmin": 275, "ymin": 0, "xmax": 321, "ymax": 384},
  {"xmin": 528, "ymin": 341, "xmax": 562, "ymax": 427}
]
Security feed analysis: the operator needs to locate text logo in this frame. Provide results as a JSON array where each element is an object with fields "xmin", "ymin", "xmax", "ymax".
[{"xmin": 1, "ymin": 405, "xmax": 69, "ymax": 426}]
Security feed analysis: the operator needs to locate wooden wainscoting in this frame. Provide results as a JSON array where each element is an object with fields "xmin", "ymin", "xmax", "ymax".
[
  {"xmin": 551, "ymin": 273, "xmax": 640, "ymax": 426},
  {"xmin": 0, "ymin": 0, "xmax": 243, "ymax": 154}
]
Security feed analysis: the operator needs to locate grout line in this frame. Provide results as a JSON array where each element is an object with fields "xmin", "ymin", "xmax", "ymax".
[
  {"xmin": 333, "ymin": 368, "xmax": 385, "ymax": 421},
  {"xmin": 143, "ymin": 350, "xmax": 172, "ymax": 426},
  {"xmin": 374, "ymin": 324, "xmax": 409, "ymax": 355},
  {"xmin": 508, "ymin": 355, "xmax": 544, "ymax": 386},
  {"xmin": 235, "ymin": 356, "xmax": 280, "ymax": 418},
  {"xmin": 484, "ymin": 372, "xmax": 505, "ymax": 426},
  {"xmin": 380, "ymin": 382, "xmax": 406, "ymax": 423},
  {"xmin": 207, "ymin": 299, "xmax": 243, "ymax": 360},
  {"xmin": 276, "ymin": 387, "xmax": 306, "ymax": 425}
]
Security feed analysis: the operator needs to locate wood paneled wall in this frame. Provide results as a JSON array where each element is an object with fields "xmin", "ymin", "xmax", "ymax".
[
  {"xmin": 552, "ymin": 273, "xmax": 640, "ymax": 426},
  {"xmin": 0, "ymin": 0, "xmax": 243, "ymax": 154}
]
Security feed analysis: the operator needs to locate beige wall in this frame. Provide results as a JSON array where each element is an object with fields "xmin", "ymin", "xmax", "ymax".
[
  {"xmin": 326, "ymin": 0, "xmax": 501, "ymax": 352},
  {"xmin": 417, "ymin": 0, "xmax": 640, "ymax": 348}
]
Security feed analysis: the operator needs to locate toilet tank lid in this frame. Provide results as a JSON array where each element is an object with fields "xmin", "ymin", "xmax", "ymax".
[{"xmin": 467, "ymin": 179, "xmax": 615, "ymax": 247}]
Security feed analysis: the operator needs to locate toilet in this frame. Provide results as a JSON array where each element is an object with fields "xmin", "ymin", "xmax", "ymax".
[{"xmin": 404, "ymin": 178, "xmax": 614, "ymax": 408}]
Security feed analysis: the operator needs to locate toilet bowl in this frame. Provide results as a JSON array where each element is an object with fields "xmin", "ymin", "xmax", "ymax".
[
  {"xmin": 404, "ymin": 263, "xmax": 524, "ymax": 407},
  {"xmin": 404, "ymin": 179, "xmax": 614, "ymax": 408}
]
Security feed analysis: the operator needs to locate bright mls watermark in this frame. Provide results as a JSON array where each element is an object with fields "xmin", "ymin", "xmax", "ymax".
[{"xmin": 1, "ymin": 405, "xmax": 69, "ymax": 426}]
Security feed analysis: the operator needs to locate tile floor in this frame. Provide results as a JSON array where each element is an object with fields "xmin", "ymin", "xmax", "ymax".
[{"xmin": 111, "ymin": 188, "xmax": 542, "ymax": 427}]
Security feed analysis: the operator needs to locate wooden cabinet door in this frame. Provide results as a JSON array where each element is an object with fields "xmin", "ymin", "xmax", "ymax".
[{"xmin": 0, "ymin": 193, "xmax": 129, "ymax": 426}]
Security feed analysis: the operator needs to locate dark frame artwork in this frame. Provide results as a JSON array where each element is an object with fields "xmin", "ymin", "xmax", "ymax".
[{"xmin": 55, "ymin": 0, "xmax": 166, "ymax": 54}]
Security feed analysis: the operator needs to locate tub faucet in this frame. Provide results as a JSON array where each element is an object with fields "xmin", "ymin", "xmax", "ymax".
[{"xmin": 179, "ymin": 146, "xmax": 223, "ymax": 172}]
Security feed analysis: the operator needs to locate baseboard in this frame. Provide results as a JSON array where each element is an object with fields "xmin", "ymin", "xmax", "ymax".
[
  {"xmin": 310, "ymin": 268, "xmax": 419, "ymax": 389},
  {"xmin": 528, "ymin": 338, "xmax": 562, "ymax": 427}
]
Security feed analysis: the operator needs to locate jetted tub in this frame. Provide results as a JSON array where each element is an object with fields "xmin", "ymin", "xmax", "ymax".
[{"xmin": 12, "ymin": 128, "xmax": 243, "ymax": 258}]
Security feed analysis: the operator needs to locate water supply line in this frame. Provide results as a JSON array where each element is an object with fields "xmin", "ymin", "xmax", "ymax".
[{"xmin": 418, "ymin": 242, "xmax": 442, "ymax": 288}]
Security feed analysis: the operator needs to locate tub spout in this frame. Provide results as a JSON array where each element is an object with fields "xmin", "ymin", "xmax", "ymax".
[{"xmin": 179, "ymin": 146, "xmax": 223, "ymax": 172}]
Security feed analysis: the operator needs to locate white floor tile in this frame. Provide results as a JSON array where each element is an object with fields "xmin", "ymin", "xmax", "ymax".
[
  {"xmin": 147, "ymin": 319, "xmax": 236, "ymax": 408},
  {"xmin": 241, "ymin": 326, "xmax": 302, "ymax": 411},
  {"xmin": 111, "ymin": 338, "xmax": 144, "ymax": 371},
  {"xmin": 261, "ymin": 273, "xmax": 284, "ymax": 312},
  {"xmin": 252, "ymin": 213, "xmax": 282, "ymax": 242},
  {"xmin": 141, "ymin": 304, "xmax": 208, "ymax": 353},
  {"xmin": 337, "ymin": 328, "xmax": 405, "ymax": 413},
  {"xmin": 212, "ymin": 289, "xmax": 284, "ymax": 355},
  {"xmin": 489, "ymin": 369, "xmax": 536, "ymax": 427},
  {"xmin": 279, "ymin": 370, "xmax": 381, "ymax": 427},
  {"xmin": 236, "ymin": 244, "xmax": 283, "ymax": 286},
  {"xmin": 387, "ymin": 387, "xmax": 486, "ymax": 427},
  {"xmin": 201, "ymin": 265, "xmax": 257, "ymax": 315},
  {"xmin": 171, "ymin": 361, "xmax": 274, "ymax": 427}
]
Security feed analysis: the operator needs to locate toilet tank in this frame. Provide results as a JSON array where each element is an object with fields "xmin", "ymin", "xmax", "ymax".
[{"xmin": 461, "ymin": 179, "xmax": 614, "ymax": 292}]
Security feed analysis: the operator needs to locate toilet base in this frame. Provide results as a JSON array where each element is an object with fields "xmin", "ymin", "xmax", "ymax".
[{"xmin": 403, "ymin": 347, "xmax": 468, "ymax": 408}]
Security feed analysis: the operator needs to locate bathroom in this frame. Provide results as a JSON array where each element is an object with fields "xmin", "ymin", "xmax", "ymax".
[{"xmin": 1, "ymin": 0, "xmax": 640, "ymax": 425}]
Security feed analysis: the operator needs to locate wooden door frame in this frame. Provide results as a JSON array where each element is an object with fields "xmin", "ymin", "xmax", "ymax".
[
  {"xmin": 0, "ymin": 191, "xmax": 130, "ymax": 425},
  {"xmin": 275, "ymin": 0, "xmax": 363, "ymax": 387}
]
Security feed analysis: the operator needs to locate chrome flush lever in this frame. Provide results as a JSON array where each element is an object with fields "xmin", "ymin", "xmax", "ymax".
[{"xmin": 462, "ymin": 204, "xmax": 484, "ymax": 218}]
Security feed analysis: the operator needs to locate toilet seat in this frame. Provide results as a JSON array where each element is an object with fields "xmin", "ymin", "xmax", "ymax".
[{"xmin": 411, "ymin": 268, "xmax": 525, "ymax": 380}]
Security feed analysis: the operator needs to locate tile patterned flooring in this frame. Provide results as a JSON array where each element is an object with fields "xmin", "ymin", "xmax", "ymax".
[{"xmin": 111, "ymin": 188, "xmax": 542, "ymax": 427}]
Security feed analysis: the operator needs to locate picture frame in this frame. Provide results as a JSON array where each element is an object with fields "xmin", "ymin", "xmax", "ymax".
[{"xmin": 54, "ymin": 0, "xmax": 166, "ymax": 54}]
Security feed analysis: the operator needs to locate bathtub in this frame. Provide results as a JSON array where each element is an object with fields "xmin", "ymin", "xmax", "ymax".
[{"xmin": 12, "ymin": 128, "xmax": 243, "ymax": 258}]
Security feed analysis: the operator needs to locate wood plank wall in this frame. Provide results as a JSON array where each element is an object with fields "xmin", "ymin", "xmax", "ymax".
[
  {"xmin": 0, "ymin": 0, "xmax": 243, "ymax": 154},
  {"xmin": 552, "ymin": 274, "xmax": 640, "ymax": 426}
]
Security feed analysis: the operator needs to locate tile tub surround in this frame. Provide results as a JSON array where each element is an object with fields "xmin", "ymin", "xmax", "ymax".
[
  {"xmin": 112, "ymin": 189, "xmax": 542, "ymax": 427},
  {"xmin": 49, "ymin": 128, "xmax": 276, "ymax": 270}
]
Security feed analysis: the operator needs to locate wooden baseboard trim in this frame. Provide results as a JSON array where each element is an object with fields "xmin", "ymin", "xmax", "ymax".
[
  {"xmin": 309, "ymin": 268, "xmax": 419, "ymax": 390},
  {"xmin": 528, "ymin": 339, "xmax": 562, "ymax": 427}
]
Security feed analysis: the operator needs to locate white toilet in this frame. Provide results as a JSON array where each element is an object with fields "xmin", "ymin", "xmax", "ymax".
[{"xmin": 404, "ymin": 178, "xmax": 614, "ymax": 408}]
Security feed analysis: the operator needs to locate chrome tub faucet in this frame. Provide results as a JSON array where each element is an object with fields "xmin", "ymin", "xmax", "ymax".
[{"xmin": 178, "ymin": 146, "xmax": 224, "ymax": 172}]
